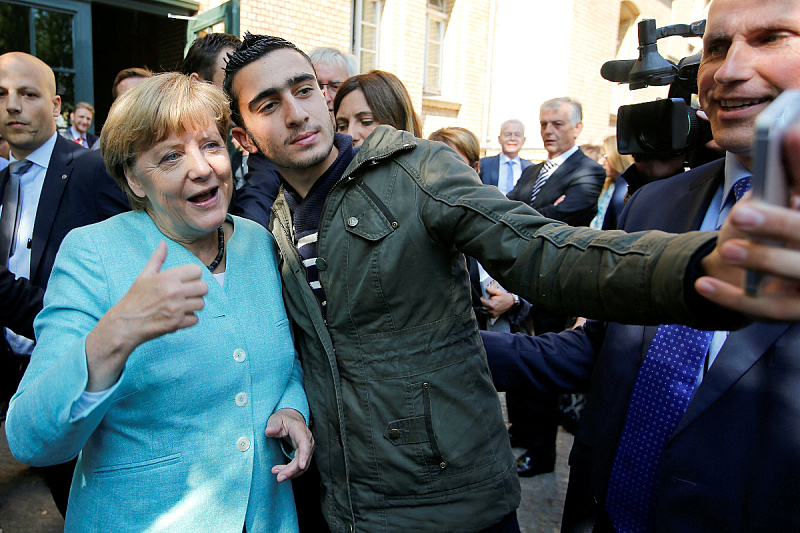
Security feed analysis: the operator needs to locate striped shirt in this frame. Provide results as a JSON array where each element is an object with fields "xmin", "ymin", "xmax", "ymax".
[{"xmin": 282, "ymin": 133, "xmax": 356, "ymax": 317}]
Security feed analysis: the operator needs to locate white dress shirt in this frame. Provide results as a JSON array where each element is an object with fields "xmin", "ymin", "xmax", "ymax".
[{"xmin": 3, "ymin": 132, "xmax": 58, "ymax": 355}]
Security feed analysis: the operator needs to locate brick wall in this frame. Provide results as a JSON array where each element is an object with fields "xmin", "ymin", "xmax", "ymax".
[{"xmin": 192, "ymin": 0, "xmax": 705, "ymax": 157}]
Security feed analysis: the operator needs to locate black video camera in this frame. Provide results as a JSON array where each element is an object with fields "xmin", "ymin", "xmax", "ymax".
[{"xmin": 602, "ymin": 19, "xmax": 713, "ymax": 158}]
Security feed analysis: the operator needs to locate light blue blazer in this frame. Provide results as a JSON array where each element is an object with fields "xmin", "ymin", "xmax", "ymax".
[{"xmin": 6, "ymin": 211, "xmax": 309, "ymax": 533}]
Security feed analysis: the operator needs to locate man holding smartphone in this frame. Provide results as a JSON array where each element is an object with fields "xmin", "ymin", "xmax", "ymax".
[{"xmin": 484, "ymin": 0, "xmax": 800, "ymax": 531}]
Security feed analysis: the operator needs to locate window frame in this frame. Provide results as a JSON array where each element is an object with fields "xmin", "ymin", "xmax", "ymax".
[
  {"xmin": 423, "ymin": 0, "xmax": 448, "ymax": 95},
  {"xmin": 353, "ymin": 0, "xmax": 382, "ymax": 73},
  {"xmin": 1, "ymin": 0, "xmax": 93, "ymax": 112}
]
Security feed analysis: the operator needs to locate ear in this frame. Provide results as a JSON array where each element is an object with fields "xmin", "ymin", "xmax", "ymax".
[
  {"xmin": 574, "ymin": 121, "xmax": 584, "ymax": 137},
  {"xmin": 232, "ymin": 126, "xmax": 259, "ymax": 154},
  {"xmin": 188, "ymin": 72, "xmax": 202, "ymax": 82},
  {"xmin": 123, "ymin": 166, "xmax": 147, "ymax": 199},
  {"xmin": 52, "ymin": 95, "xmax": 61, "ymax": 117},
  {"xmin": 69, "ymin": 111, "xmax": 75, "ymax": 122}
]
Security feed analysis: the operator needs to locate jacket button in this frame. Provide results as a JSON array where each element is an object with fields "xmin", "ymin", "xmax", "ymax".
[
  {"xmin": 235, "ymin": 392, "xmax": 248, "ymax": 406},
  {"xmin": 347, "ymin": 217, "xmax": 359, "ymax": 227},
  {"xmin": 316, "ymin": 257, "xmax": 327, "ymax": 271},
  {"xmin": 439, "ymin": 461, "xmax": 447, "ymax": 469},
  {"xmin": 391, "ymin": 222, "xmax": 398, "ymax": 229},
  {"xmin": 388, "ymin": 428, "xmax": 401, "ymax": 439},
  {"xmin": 233, "ymin": 348, "xmax": 246, "ymax": 362},
  {"xmin": 237, "ymin": 437, "xmax": 251, "ymax": 451}
]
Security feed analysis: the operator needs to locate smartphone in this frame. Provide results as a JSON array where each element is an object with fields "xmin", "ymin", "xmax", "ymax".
[{"xmin": 745, "ymin": 89, "xmax": 800, "ymax": 294}]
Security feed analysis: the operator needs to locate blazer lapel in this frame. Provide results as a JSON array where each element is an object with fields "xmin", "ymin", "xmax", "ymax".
[
  {"xmin": 30, "ymin": 138, "xmax": 74, "ymax": 280},
  {"xmin": 624, "ymin": 161, "xmax": 723, "ymax": 367},
  {"xmin": 673, "ymin": 322, "xmax": 790, "ymax": 437}
]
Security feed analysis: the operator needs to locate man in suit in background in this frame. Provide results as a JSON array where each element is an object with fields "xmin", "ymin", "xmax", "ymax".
[
  {"xmin": 60, "ymin": 101, "xmax": 97, "ymax": 149},
  {"xmin": 480, "ymin": 119, "xmax": 532, "ymax": 194},
  {"xmin": 508, "ymin": 97, "xmax": 604, "ymax": 226},
  {"xmin": 0, "ymin": 51, "xmax": 128, "ymax": 517},
  {"xmin": 484, "ymin": 0, "xmax": 800, "ymax": 529},
  {"xmin": 504, "ymin": 97, "xmax": 605, "ymax": 478}
]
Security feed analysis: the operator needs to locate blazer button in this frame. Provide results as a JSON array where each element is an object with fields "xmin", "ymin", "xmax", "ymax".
[
  {"xmin": 235, "ymin": 392, "xmax": 248, "ymax": 406},
  {"xmin": 237, "ymin": 437, "xmax": 251, "ymax": 452},
  {"xmin": 316, "ymin": 257, "xmax": 327, "ymax": 271},
  {"xmin": 233, "ymin": 348, "xmax": 246, "ymax": 362},
  {"xmin": 347, "ymin": 217, "xmax": 359, "ymax": 227}
]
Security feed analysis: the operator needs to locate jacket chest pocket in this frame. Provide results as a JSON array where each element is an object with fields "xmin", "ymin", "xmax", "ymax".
[{"xmin": 340, "ymin": 182, "xmax": 398, "ymax": 242}]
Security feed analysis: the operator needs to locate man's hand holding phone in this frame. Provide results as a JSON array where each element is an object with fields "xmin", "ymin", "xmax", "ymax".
[{"xmin": 696, "ymin": 93, "xmax": 800, "ymax": 320}]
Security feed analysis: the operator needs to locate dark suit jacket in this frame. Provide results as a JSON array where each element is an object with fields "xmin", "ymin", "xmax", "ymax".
[
  {"xmin": 484, "ymin": 158, "xmax": 800, "ymax": 532},
  {"xmin": 60, "ymin": 130, "xmax": 98, "ymax": 149},
  {"xmin": 478, "ymin": 154, "xmax": 532, "ymax": 188},
  {"xmin": 0, "ymin": 135, "xmax": 129, "ymax": 321},
  {"xmin": 0, "ymin": 265, "xmax": 43, "ymax": 339},
  {"xmin": 507, "ymin": 148, "xmax": 604, "ymax": 226}
]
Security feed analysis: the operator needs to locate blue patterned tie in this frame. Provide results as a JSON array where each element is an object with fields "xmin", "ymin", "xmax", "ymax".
[
  {"xmin": 732, "ymin": 176, "xmax": 752, "ymax": 203},
  {"xmin": 605, "ymin": 175, "xmax": 752, "ymax": 533},
  {"xmin": 500, "ymin": 160, "xmax": 514, "ymax": 193}
]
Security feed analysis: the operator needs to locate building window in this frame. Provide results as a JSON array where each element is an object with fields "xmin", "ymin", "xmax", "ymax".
[
  {"xmin": 354, "ymin": 0, "xmax": 381, "ymax": 73},
  {"xmin": 0, "ymin": 2, "xmax": 76, "ymax": 109},
  {"xmin": 424, "ymin": 0, "xmax": 447, "ymax": 95}
]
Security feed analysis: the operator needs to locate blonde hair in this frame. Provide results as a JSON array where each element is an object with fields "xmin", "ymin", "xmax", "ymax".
[
  {"xmin": 603, "ymin": 135, "xmax": 634, "ymax": 178},
  {"xmin": 429, "ymin": 127, "xmax": 481, "ymax": 168},
  {"xmin": 101, "ymin": 72, "xmax": 230, "ymax": 211}
]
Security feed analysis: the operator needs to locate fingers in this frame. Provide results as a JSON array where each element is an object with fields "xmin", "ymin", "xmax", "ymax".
[
  {"xmin": 727, "ymin": 201, "xmax": 800, "ymax": 246},
  {"xmin": 696, "ymin": 276, "xmax": 800, "ymax": 321},
  {"xmin": 141, "ymin": 241, "xmax": 168, "ymax": 275},
  {"xmin": 270, "ymin": 428, "xmax": 314, "ymax": 482},
  {"xmin": 266, "ymin": 409, "xmax": 314, "ymax": 481},
  {"xmin": 485, "ymin": 286, "xmax": 502, "ymax": 296}
]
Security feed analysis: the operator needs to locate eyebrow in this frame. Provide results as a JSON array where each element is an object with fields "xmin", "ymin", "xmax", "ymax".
[{"xmin": 247, "ymin": 73, "xmax": 316, "ymax": 113}]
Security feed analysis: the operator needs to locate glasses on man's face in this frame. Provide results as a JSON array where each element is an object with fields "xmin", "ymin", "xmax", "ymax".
[{"xmin": 318, "ymin": 81, "xmax": 343, "ymax": 93}]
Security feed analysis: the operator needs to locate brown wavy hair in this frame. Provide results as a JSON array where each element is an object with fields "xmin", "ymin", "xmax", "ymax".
[{"xmin": 333, "ymin": 70, "xmax": 422, "ymax": 137}]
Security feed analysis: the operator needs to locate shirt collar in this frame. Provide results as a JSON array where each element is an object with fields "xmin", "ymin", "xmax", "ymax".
[
  {"xmin": 722, "ymin": 151, "xmax": 751, "ymax": 203},
  {"xmin": 10, "ymin": 132, "xmax": 58, "ymax": 171},
  {"xmin": 499, "ymin": 152, "xmax": 521, "ymax": 166},
  {"xmin": 548, "ymin": 144, "xmax": 579, "ymax": 166},
  {"xmin": 69, "ymin": 126, "xmax": 83, "ymax": 140}
]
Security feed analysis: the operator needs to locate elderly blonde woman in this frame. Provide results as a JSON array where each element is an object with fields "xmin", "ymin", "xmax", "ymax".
[{"xmin": 5, "ymin": 73, "xmax": 312, "ymax": 532}]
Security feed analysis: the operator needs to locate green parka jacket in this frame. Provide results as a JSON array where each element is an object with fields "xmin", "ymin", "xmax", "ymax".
[{"xmin": 269, "ymin": 126, "xmax": 725, "ymax": 533}]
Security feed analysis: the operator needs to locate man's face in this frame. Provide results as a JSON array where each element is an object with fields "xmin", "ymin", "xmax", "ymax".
[
  {"xmin": 498, "ymin": 122, "xmax": 525, "ymax": 159},
  {"xmin": 70, "ymin": 107, "xmax": 93, "ymax": 135},
  {"xmin": 210, "ymin": 47, "xmax": 235, "ymax": 88},
  {"xmin": 540, "ymin": 103, "xmax": 582, "ymax": 158},
  {"xmin": 698, "ymin": 0, "xmax": 800, "ymax": 160},
  {"xmin": 315, "ymin": 62, "xmax": 349, "ymax": 114},
  {"xmin": 231, "ymin": 49, "xmax": 336, "ymax": 183},
  {"xmin": 0, "ymin": 53, "xmax": 60, "ymax": 159}
]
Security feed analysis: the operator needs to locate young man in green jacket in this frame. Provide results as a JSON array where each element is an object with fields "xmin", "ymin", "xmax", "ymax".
[{"xmin": 225, "ymin": 34, "xmax": 800, "ymax": 533}]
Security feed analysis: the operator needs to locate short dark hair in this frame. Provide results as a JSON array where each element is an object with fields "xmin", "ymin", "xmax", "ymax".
[
  {"xmin": 182, "ymin": 33, "xmax": 241, "ymax": 81},
  {"xmin": 223, "ymin": 33, "xmax": 314, "ymax": 127},
  {"xmin": 112, "ymin": 67, "xmax": 153, "ymax": 100}
]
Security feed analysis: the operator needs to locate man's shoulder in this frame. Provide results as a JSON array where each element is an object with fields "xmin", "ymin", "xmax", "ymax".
[
  {"xmin": 52, "ymin": 135, "xmax": 104, "ymax": 170},
  {"xmin": 635, "ymin": 158, "xmax": 725, "ymax": 199}
]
